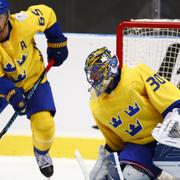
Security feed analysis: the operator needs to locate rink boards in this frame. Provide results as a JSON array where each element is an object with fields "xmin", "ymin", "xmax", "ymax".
[{"xmin": 0, "ymin": 135, "xmax": 104, "ymax": 159}]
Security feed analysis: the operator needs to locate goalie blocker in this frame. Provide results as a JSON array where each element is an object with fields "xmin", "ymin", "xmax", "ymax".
[
  {"xmin": 153, "ymin": 143, "xmax": 180, "ymax": 179},
  {"xmin": 152, "ymin": 108, "xmax": 180, "ymax": 178}
]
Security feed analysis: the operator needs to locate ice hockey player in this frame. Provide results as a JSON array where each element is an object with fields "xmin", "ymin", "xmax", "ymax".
[
  {"xmin": 84, "ymin": 47, "xmax": 180, "ymax": 179},
  {"xmin": 0, "ymin": 0, "xmax": 68, "ymax": 178}
]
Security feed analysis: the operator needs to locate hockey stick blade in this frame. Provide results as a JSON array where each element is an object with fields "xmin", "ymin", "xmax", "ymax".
[
  {"xmin": 75, "ymin": 150, "xmax": 90, "ymax": 180},
  {"xmin": 0, "ymin": 59, "xmax": 55, "ymax": 139},
  {"xmin": 91, "ymin": 125, "xmax": 99, "ymax": 130},
  {"xmin": 0, "ymin": 111, "xmax": 18, "ymax": 139}
]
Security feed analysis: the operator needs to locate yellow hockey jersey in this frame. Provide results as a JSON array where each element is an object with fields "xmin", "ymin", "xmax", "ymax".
[
  {"xmin": 90, "ymin": 64, "xmax": 180, "ymax": 151},
  {"xmin": 0, "ymin": 5, "xmax": 57, "ymax": 92}
]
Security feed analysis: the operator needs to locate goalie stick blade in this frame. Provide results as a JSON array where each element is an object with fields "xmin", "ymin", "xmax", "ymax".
[{"xmin": 74, "ymin": 150, "xmax": 90, "ymax": 180}]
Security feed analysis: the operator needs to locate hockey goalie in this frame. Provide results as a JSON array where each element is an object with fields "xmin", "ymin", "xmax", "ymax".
[{"xmin": 84, "ymin": 47, "xmax": 180, "ymax": 180}]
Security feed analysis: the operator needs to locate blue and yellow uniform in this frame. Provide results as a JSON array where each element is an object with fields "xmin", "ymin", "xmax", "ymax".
[
  {"xmin": 0, "ymin": 4, "xmax": 65, "ymax": 91},
  {"xmin": 0, "ymin": 5, "xmax": 68, "ymax": 152},
  {"xmin": 90, "ymin": 64, "xmax": 180, "ymax": 177},
  {"xmin": 90, "ymin": 64, "xmax": 180, "ymax": 150}
]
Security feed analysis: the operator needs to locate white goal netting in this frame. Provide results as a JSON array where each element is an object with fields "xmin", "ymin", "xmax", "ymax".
[{"xmin": 116, "ymin": 19, "xmax": 180, "ymax": 88}]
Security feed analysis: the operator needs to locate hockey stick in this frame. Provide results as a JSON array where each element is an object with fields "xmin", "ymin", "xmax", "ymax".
[
  {"xmin": 75, "ymin": 149, "xmax": 124, "ymax": 180},
  {"xmin": 74, "ymin": 150, "xmax": 90, "ymax": 180},
  {"xmin": 0, "ymin": 59, "xmax": 55, "ymax": 139},
  {"xmin": 113, "ymin": 152, "xmax": 124, "ymax": 180}
]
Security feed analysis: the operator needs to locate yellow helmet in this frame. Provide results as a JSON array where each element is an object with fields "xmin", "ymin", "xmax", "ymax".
[{"xmin": 84, "ymin": 47, "xmax": 119, "ymax": 96}]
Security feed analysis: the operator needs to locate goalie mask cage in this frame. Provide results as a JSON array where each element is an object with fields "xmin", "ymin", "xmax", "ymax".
[{"xmin": 116, "ymin": 19, "xmax": 180, "ymax": 88}]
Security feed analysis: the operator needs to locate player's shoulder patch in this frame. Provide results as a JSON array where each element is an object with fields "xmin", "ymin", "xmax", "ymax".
[{"xmin": 15, "ymin": 12, "xmax": 28, "ymax": 22}]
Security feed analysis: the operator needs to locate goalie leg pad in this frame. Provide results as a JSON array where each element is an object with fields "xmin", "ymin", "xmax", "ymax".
[
  {"xmin": 153, "ymin": 143, "xmax": 180, "ymax": 178},
  {"xmin": 89, "ymin": 145, "xmax": 112, "ymax": 180},
  {"xmin": 123, "ymin": 164, "xmax": 150, "ymax": 180},
  {"xmin": 107, "ymin": 154, "xmax": 151, "ymax": 180},
  {"xmin": 106, "ymin": 153, "xmax": 121, "ymax": 180}
]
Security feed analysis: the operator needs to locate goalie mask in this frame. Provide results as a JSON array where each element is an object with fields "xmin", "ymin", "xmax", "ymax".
[{"xmin": 84, "ymin": 47, "xmax": 119, "ymax": 96}]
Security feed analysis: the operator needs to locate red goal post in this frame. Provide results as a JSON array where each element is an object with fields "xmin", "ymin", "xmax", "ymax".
[{"xmin": 116, "ymin": 19, "xmax": 180, "ymax": 88}]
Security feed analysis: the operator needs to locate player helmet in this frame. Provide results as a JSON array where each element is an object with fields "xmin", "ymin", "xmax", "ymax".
[
  {"xmin": 0, "ymin": 0, "xmax": 9, "ymax": 14},
  {"xmin": 85, "ymin": 47, "xmax": 119, "ymax": 96}
]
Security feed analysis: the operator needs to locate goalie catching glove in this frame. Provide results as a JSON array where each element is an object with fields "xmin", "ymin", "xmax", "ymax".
[{"xmin": 152, "ymin": 108, "xmax": 180, "ymax": 148}]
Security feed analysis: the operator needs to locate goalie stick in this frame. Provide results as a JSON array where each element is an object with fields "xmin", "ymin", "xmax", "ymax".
[
  {"xmin": 0, "ymin": 59, "xmax": 55, "ymax": 139},
  {"xmin": 113, "ymin": 152, "xmax": 124, "ymax": 180},
  {"xmin": 75, "ymin": 149, "xmax": 124, "ymax": 180},
  {"xmin": 75, "ymin": 150, "xmax": 90, "ymax": 180}
]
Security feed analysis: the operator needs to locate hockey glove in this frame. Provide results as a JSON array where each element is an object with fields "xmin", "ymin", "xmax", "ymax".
[
  {"xmin": 6, "ymin": 88, "xmax": 27, "ymax": 115},
  {"xmin": 47, "ymin": 38, "xmax": 68, "ymax": 66},
  {"xmin": 152, "ymin": 108, "xmax": 180, "ymax": 149}
]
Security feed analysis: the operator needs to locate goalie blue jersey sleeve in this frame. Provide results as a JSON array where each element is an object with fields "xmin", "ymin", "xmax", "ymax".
[{"xmin": 90, "ymin": 64, "xmax": 180, "ymax": 151}]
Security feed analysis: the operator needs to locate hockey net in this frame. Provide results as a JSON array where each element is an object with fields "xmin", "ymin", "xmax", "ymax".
[{"xmin": 116, "ymin": 19, "xmax": 180, "ymax": 88}]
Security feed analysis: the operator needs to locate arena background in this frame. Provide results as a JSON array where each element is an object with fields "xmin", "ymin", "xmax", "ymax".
[{"xmin": 8, "ymin": 0, "xmax": 180, "ymax": 34}]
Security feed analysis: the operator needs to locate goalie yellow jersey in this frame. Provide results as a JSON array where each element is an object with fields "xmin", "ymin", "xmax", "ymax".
[
  {"xmin": 0, "ymin": 5, "xmax": 57, "ymax": 92},
  {"xmin": 90, "ymin": 64, "xmax": 180, "ymax": 151}
]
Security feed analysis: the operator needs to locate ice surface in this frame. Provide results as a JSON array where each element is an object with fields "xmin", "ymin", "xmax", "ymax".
[{"xmin": 0, "ymin": 156, "xmax": 95, "ymax": 180}]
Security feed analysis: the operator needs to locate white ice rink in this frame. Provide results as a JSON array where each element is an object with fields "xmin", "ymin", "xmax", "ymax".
[
  {"xmin": 1, "ymin": 156, "xmax": 179, "ymax": 180},
  {"xmin": 0, "ymin": 156, "xmax": 95, "ymax": 180}
]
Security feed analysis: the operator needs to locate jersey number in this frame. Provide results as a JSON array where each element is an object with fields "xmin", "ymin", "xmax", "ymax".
[
  {"xmin": 146, "ymin": 73, "xmax": 166, "ymax": 91},
  {"xmin": 31, "ymin": 9, "xmax": 45, "ymax": 26}
]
